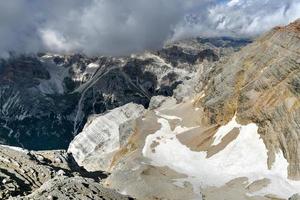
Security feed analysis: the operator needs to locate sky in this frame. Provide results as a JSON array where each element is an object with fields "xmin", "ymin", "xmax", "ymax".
[{"xmin": 0, "ymin": 0, "xmax": 299, "ymax": 57}]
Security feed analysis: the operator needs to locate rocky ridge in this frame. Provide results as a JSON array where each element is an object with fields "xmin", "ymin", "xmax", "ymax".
[{"xmin": 199, "ymin": 19, "xmax": 300, "ymax": 179}]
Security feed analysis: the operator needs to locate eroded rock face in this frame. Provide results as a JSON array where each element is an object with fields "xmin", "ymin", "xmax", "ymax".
[
  {"xmin": 0, "ymin": 145, "xmax": 132, "ymax": 200},
  {"xmin": 68, "ymin": 103, "xmax": 146, "ymax": 171},
  {"xmin": 0, "ymin": 145, "xmax": 70, "ymax": 198},
  {"xmin": 199, "ymin": 19, "xmax": 300, "ymax": 179},
  {"xmin": 17, "ymin": 176, "xmax": 133, "ymax": 200}
]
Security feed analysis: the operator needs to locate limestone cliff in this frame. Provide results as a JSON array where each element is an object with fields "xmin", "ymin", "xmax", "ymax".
[{"xmin": 200, "ymin": 19, "xmax": 300, "ymax": 180}]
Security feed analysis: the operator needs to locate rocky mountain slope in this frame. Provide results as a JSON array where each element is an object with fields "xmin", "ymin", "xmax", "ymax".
[
  {"xmin": 0, "ymin": 145, "xmax": 133, "ymax": 199},
  {"xmin": 200, "ymin": 19, "xmax": 300, "ymax": 181},
  {"xmin": 67, "ymin": 20, "xmax": 300, "ymax": 199},
  {"xmin": 0, "ymin": 37, "xmax": 250, "ymax": 150}
]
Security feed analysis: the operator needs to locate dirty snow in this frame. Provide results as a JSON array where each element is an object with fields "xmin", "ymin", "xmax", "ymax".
[
  {"xmin": 155, "ymin": 111, "xmax": 182, "ymax": 121},
  {"xmin": 142, "ymin": 115, "xmax": 300, "ymax": 199},
  {"xmin": 212, "ymin": 115, "xmax": 241, "ymax": 146}
]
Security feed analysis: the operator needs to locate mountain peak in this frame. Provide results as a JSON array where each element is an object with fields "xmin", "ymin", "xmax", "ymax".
[{"xmin": 274, "ymin": 18, "xmax": 300, "ymax": 33}]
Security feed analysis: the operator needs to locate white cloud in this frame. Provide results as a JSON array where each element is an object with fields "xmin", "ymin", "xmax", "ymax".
[
  {"xmin": 227, "ymin": 0, "xmax": 240, "ymax": 7},
  {"xmin": 173, "ymin": 0, "xmax": 300, "ymax": 40},
  {"xmin": 40, "ymin": 29, "xmax": 77, "ymax": 52},
  {"xmin": 0, "ymin": 0, "xmax": 299, "ymax": 56}
]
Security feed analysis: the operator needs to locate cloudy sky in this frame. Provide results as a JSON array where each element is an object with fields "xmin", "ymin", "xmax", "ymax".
[{"xmin": 0, "ymin": 0, "xmax": 299, "ymax": 57}]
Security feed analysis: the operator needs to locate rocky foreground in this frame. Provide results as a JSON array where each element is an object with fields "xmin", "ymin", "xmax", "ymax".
[
  {"xmin": 1, "ymin": 20, "xmax": 300, "ymax": 199},
  {"xmin": 0, "ymin": 145, "xmax": 133, "ymax": 199}
]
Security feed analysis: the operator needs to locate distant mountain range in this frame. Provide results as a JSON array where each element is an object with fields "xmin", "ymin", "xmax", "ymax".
[{"xmin": 0, "ymin": 36, "xmax": 250, "ymax": 150}]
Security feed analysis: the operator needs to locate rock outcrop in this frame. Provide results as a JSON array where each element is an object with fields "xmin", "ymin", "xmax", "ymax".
[
  {"xmin": 68, "ymin": 103, "xmax": 146, "ymax": 171},
  {"xmin": 0, "ymin": 145, "xmax": 70, "ymax": 198},
  {"xmin": 17, "ymin": 176, "xmax": 133, "ymax": 200},
  {"xmin": 0, "ymin": 145, "xmax": 133, "ymax": 199},
  {"xmin": 199, "ymin": 19, "xmax": 300, "ymax": 180},
  {"xmin": 289, "ymin": 193, "xmax": 300, "ymax": 200}
]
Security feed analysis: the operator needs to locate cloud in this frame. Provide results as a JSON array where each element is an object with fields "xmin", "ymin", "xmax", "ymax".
[
  {"xmin": 39, "ymin": 29, "xmax": 78, "ymax": 53},
  {"xmin": 172, "ymin": 0, "xmax": 300, "ymax": 40},
  {"xmin": 40, "ymin": 0, "xmax": 188, "ymax": 55},
  {"xmin": 0, "ymin": 1, "xmax": 41, "ymax": 57},
  {"xmin": 0, "ymin": 0, "xmax": 299, "ymax": 56}
]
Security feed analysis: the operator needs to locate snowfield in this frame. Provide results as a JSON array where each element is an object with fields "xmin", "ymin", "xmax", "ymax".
[{"xmin": 143, "ymin": 114, "xmax": 300, "ymax": 199}]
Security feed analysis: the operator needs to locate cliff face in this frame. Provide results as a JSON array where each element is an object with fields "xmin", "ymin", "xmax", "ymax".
[
  {"xmin": 68, "ymin": 103, "xmax": 146, "ymax": 171},
  {"xmin": 200, "ymin": 19, "xmax": 300, "ymax": 180}
]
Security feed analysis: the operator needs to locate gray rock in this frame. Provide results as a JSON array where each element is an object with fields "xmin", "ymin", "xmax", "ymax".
[
  {"xmin": 35, "ymin": 155, "xmax": 45, "ymax": 162},
  {"xmin": 149, "ymin": 95, "xmax": 169, "ymax": 110},
  {"xmin": 68, "ymin": 103, "xmax": 146, "ymax": 172},
  {"xmin": 289, "ymin": 193, "xmax": 300, "ymax": 200},
  {"xmin": 17, "ymin": 176, "xmax": 133, "ymax": 200}
]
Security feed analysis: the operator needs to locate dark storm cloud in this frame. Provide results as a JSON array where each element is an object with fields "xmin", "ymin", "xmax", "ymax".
[{"xmin": 0, "ymin": 0, "xmax": 299, "ymax": 56}]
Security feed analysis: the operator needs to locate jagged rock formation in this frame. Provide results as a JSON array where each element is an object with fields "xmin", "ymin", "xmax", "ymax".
[
  {"xmin": 0, "ymin": 145, "xmax": 70, "ymax": 198},
  {"xmin": 0, "ymin": 145, "xmax": 133, "ymax": 199},
  {"xmin": 67, "ymin": 20, "xmax": 300, "ymax": 199},
  {"xmin": 17, "ymin": 176, "xmax": 133, "ymax": 200},
  {"xmin": 0, "ymin": 37, "xmax": 249, "ymax": 150},
  {"xmin": 289, "ymin": 193, "xmax": 300, "ymax": 200}
]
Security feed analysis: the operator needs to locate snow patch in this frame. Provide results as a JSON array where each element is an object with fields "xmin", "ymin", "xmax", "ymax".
[
  {"xmin": 212, "ymin": 115, "xmax": 241, "ymax": 146},
  {"xmin": 142, "ymin": 115, "xmax": 300, "ymax": 199},
  {"xmin": 249, "ymin": 151, "xmax": 300, "ymax": 198},
  {"xmin": 87, "ymin": 63, "xmax": 99, "ymax": 69},
  {"xmin": 155, "ymin": 111, "xmax": 182, "ymax": 121}
]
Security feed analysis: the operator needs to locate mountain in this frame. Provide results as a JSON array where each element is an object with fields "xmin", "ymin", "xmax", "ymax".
[
  {"xmin": 0, "ymin": 37, "xmax": 250, "ymax": 150},
  {"xmin": 67, "ymin": 20, "xmax": 300, "ymax": 199},
  {"xmin": 1, "ymin": 20, "xmax": 300, "ymax": 200}
]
